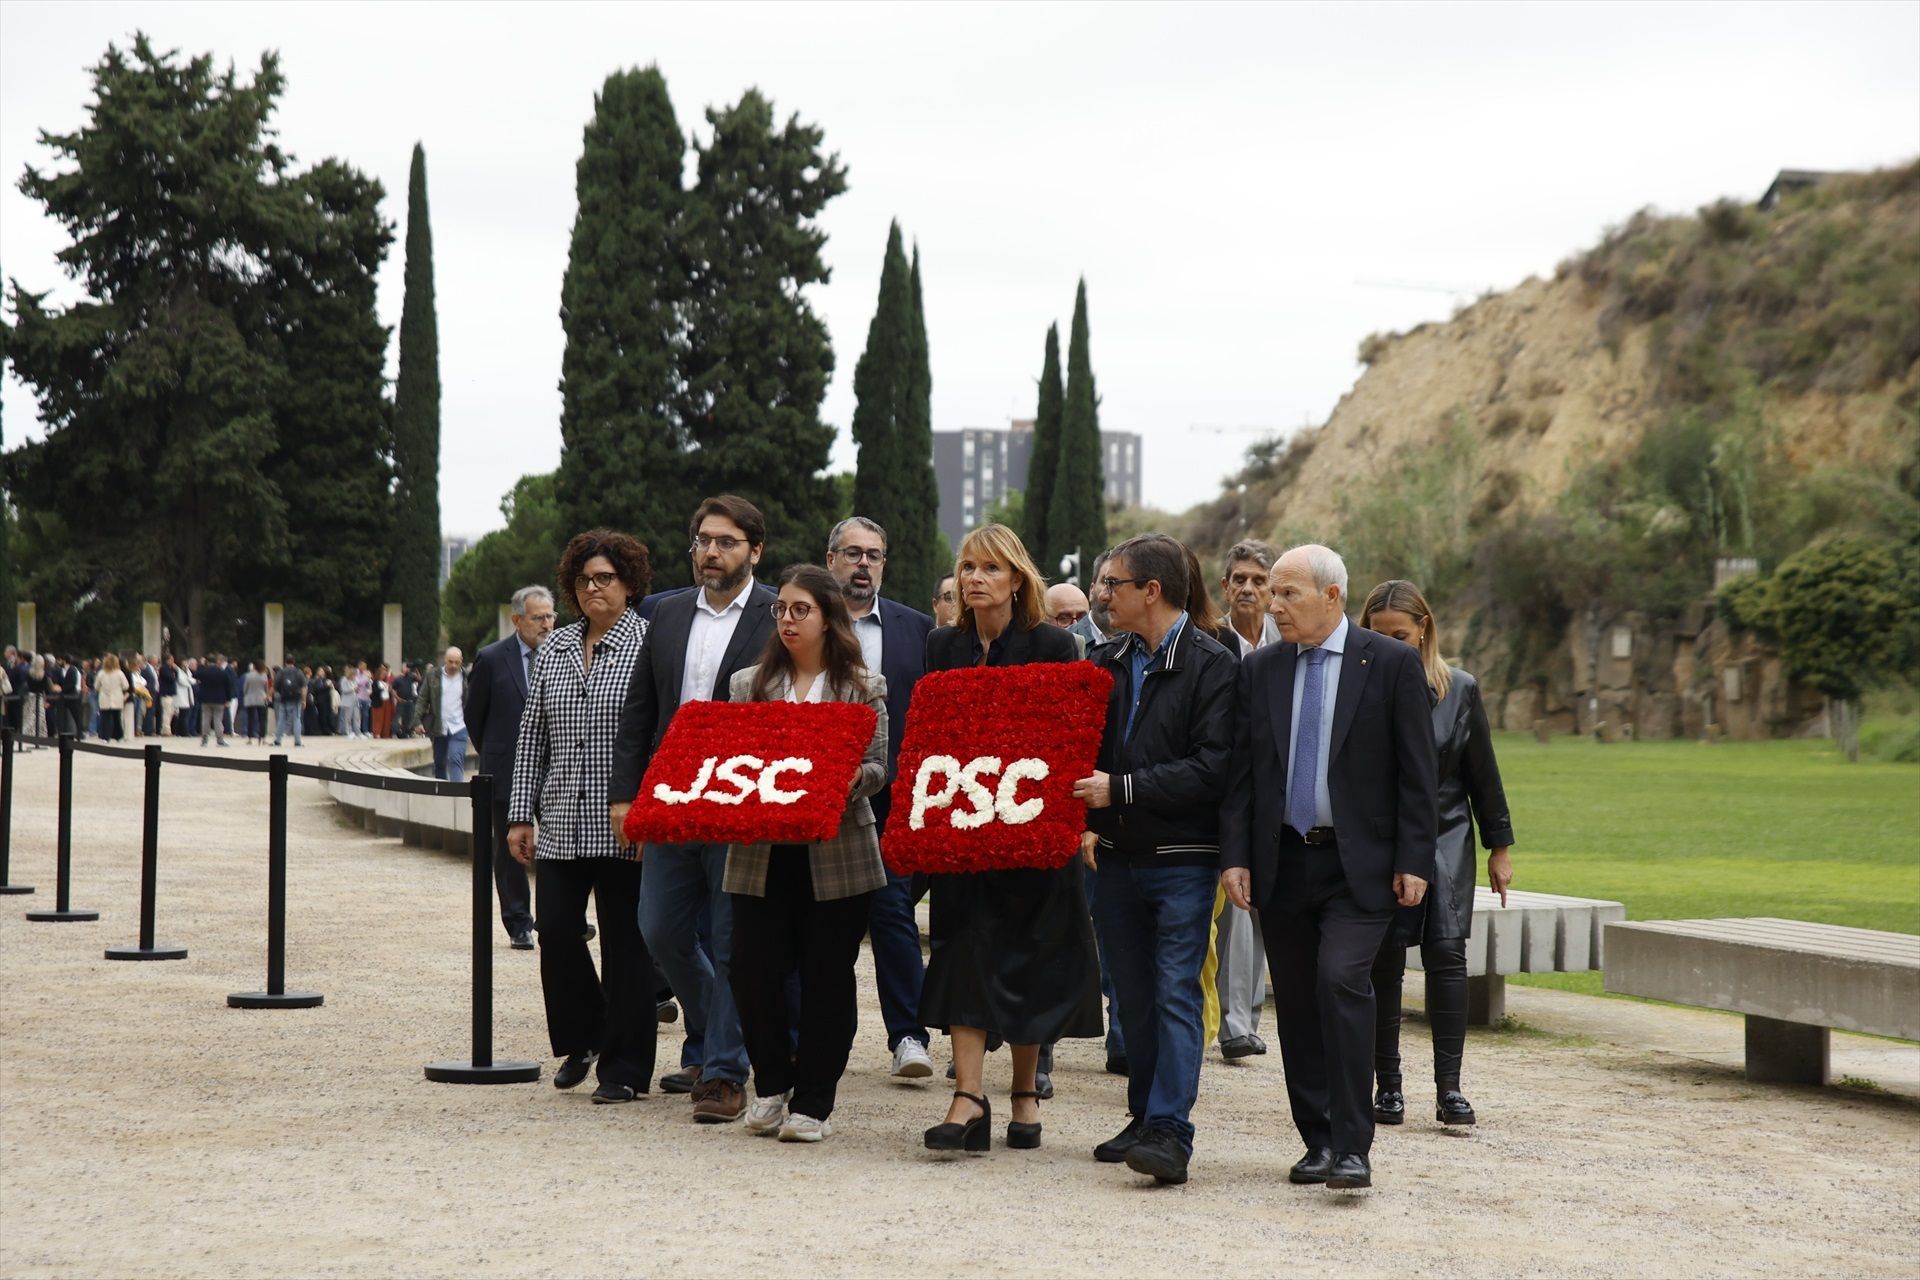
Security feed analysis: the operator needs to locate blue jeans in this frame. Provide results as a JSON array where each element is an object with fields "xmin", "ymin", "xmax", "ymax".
[
  {"xmin": 432, "ymin": 729, "xmax": 468, "ymax": 782},
  {"xmin": 637, "ymin": 842, "xmax": 749, "ymax": 1085},
  {"xmin": 272, "ymin": 698, "xmax": 303, "ymax": 745},
  {"xmin": 867, "ymin": 869, "xmax": 928, "ymax": 1050},
  {"xmin": 1092, "ymin": 859, "xmax": 1216, "ymax": 1154}
]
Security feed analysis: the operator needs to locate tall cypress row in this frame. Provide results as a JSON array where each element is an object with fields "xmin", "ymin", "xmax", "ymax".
[
  {"xmin": 390, "ymin": 142, "xmax": 442, "ymax": 660},
  {"xmin": 1024, "ymin": 322, "xmax": 1063, "ymax": 561},
  {"xmin": 1045, "ymin": 278, "xmax": 1105, "ymax": 582},
  {"xmin": 850, "ymin": 224, "xmax": 937, "ymax": 606},
  {"xmin": 895, "ymin": 242, "xmax": 939, "ymax": 607},
  {"xmin": 555, "ymin": 67, "xmax": 692, "ymax": 581}
]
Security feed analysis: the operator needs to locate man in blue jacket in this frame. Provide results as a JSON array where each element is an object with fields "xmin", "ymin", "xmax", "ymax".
[
  {"xmin": 196, "ymin": 655, "xmax": 234, "ymax": 747},
  {"xmin": 466, "ymin": 586, "xmax": 556, "ymax": 948}
]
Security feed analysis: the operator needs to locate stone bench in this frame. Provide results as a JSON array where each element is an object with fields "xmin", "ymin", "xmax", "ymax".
[
  {"xmin": 1406, "ymin": 887, "xmax": 1626, "ymax": 1025},
  {"xmin": 1603, "ymin": 918, "xmax": 1920, "ymax": 1084}
]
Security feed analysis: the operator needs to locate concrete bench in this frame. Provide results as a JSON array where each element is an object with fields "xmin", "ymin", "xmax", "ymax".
[
  {"xmin": 320, "ymin": 741, "xmax": 480, "ymax": 855},
  {"xmin": 1406, "ymin": 887, "xmax": 1626, "ymax": 1025},
  {"xmin": 1603, "ymin": 918, "xmax": 1920, "ymax": 1084}
]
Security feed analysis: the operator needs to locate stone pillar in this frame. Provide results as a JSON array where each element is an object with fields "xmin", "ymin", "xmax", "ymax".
[
  {"xmin": 1745, "ymin": 1015, "xmax": 1829, "ymax": 1085},
  {"xmin": 263, "ymin": 604, "xmax": 285, "ymax": 669},
  {"xmin": 1466, "ymin": 974, "xmax": 1506, "ymax": 1026},
  {"xmin": 498, "ymin": 604, "xmax": 514, "ymax": 642},
  {"xmin": 15, "ymin": 603, "xmax": 35, "ymax": 654},
  {"xmin": 142, "ymin": 603, "xmax": 163, "ymax": 658},
  {"xmin": 383, "ymin": 604, "xmax": 403, "ymax": 672}
]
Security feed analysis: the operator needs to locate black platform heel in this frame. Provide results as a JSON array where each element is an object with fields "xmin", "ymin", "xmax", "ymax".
[
  {"xmin": 924, "ymin": 1091, "xmax": 991, "ymax": 1152},
  {"xmin": 1007, "ymin": 1089, "xmax": 1043, "ymax": 1149}
]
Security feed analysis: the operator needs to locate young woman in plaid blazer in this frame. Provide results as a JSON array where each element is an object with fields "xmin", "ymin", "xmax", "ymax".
[{"xmin": 724, "ymin": 564, "xmax": 890, "ymax": 1143}]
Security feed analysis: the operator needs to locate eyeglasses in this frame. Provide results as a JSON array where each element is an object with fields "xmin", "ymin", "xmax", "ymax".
[
  {"xmin": 1098, "ymin": 576, "xmax": 1151, "ymax": 593},
  {"xmin": 1051, "ymin": 610, "xmax": 1088, "ymax": 625},
  {"xmin": 690, "ymin": 535, "xmax": 746, "ymax": 554},
  {"xmin": 834, "ymin": 546, "xmax": 886, "ymax": 564},
  {"xmin": 933, "ymin": 591, "xmax": 954, "ymax": 604},
  {"xmin": 771, "ymin": 602, "xmax": 815, "ymax": 622},
  {"xmin": 573, "ymin": 572, "xmax": 619, "ymax": 592}
]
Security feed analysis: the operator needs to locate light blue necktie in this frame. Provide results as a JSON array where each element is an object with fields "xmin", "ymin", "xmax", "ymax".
[{"xmin": 1288, "ymin": 647, "xmax": 1328, "ymax": 835}]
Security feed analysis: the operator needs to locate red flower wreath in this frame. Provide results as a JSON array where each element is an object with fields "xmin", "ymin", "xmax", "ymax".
[
  {"xmin": 623, "ymin": 699, "xmax": 878, "ymax": 846},
  {"xmin": 882, "ymin": 663, "xmax": 1114, "ymax": 875}
]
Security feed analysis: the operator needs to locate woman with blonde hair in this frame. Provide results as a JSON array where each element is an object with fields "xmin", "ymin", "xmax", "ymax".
[
  {"xmin": 919, "ymin": 524, "xmax": 1102, "ymax": 1154},
  {"xmin": 94, "ymin": 652, "xmax": 131, "ymax": 741},
  {"xmin": 1359, "ymin": 579, "xmax": 1515, "ymax": 1128}
]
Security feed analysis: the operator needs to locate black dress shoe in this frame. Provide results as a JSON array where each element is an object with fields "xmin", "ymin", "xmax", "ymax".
[
  {"xmin": 1094, "ymin": 1116, "xmax": 1147, "ymax": 1163},
  {"xmin": 1105, "ymin": 1054, "xmax": 1129, "ymax": 1077},
  {"xmin": 1220, "ymin": 1035, "xmax": 1260, "ymax": 1061},
  {"xmin": 659, "ymin": 1065, "xmax": 703, "ymax": 1094},
  {"xmin": 1289, "ymin": 1147, "xmax": 1334, "ymax": 1184},
  {"xmin": 590, "ymin": 1082, "xmax": 637, "ymax": 1104},
  {"xmin": 1326, "ymin": 1152, "xmax": 1372, "ymax": 1189},
  {"xmin": 1375, "ymin": 1086, "xmax": 1406, "ymax": 1125},
  {"xmin": 1032, "ymin": 1070, "xmax": 1054, "ymax": 1101},
  {"xmin": 1123, "ymin": 1128, "xmax": 1189, "ymax": 1185},
  {"xmin": 554, "ymin": 1050, "xmax": 598, "ymax": 1090},
  {"xmin": 1436, "ymin": 1090, "xmax": 1477, "ymax": 1126},
  {"xmin": 510, "ymin": 929, "xmax": 534, "ymax": 950},
  {"xmin": 582, "ymin": 923, "xmax": 597, "ymax": 942},
  {"xmin": 656, "ymin": 999, "xmax": 679, "ymax": 1024}
]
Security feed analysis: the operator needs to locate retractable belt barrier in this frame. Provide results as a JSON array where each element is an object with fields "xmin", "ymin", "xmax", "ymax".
[{"xmin": 2, "ymin": 724, "xmax": 540, "ymax": 1085}]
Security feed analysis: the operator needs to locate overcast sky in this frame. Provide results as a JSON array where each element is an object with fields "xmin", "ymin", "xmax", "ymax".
[{"xmin": 3, "ymin": 1, "xmax": 1916, "ymax": 537}]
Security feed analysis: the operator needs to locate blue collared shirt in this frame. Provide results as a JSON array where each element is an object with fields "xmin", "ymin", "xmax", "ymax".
[
  {"xmin": 1126, "ymin": 612, "xmax": 1188, "ymax": 739},
  {"xmin": 1286, "ymin": 613, "xmax": 1348, "ymax": 829}
]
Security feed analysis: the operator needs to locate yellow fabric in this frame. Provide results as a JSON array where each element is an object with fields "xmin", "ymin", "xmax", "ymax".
[{"xmin": 1200, "ymin": 882, "xmax": 1225, "ymax": 1045}]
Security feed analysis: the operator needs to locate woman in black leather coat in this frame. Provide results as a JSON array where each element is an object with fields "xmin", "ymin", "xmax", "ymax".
[{"xmin": 1361, "ymin": 580, "xmax": 1515, "ymax": 1127}]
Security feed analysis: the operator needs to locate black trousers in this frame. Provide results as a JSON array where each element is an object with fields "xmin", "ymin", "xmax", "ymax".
[
  {"xmin": 534, "ymin": 857, "xmax": 657, "ymax": 1089},
  {"xmin": 1260, "ymin": 837, "xmax": 1394, "ymax": 1156},
  {"xmin": 728, "ymin": 846, "xmax": 872, "ymax": 1121},
  {"xmin": 491, "ymin": 800, "xmax": 533, "ymax": 937},
  {"xmin": 1371, "ymin": 934, "xmax": 1469, "ymax": 1088}
]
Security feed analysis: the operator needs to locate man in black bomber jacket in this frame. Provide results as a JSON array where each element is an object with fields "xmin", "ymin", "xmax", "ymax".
[{"xmin": 1072, "ymin": 534, "xmax": 1239, "ymax": 1188}]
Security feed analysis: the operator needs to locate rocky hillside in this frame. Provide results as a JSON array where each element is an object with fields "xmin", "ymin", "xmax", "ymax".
[{"xmin": 1183, "ymin": 162, "xmax": 1920, "ymax": 738}]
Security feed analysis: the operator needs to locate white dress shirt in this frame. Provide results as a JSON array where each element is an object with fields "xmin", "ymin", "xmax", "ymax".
[
  {"xmin": 442, "ymin": 670, "xmax": 467, "ymax": 735},
  {"xmin": 785, "ymin": 673, "xmax": 829, "ymax": 704},
  {"xmin": 681, "ymin": 578, "xmax": 755, "ymax": 707},
  {"xmin": 850, "ymin": 603, "xmax": 884, "ymax": 675},
  {"xmin": 1286, "ymin": 614, "xmax": 1348, "ymax": 829},
  {"xmin": 1229, "ymin": 613, "xmax": 1282, "ymax": 658}
]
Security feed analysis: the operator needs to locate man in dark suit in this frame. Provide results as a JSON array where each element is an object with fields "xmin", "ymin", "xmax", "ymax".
[
  {"xmin": 1221, "ymin": 543, "xmax": 1437, "ymax": 1192},
  {"xmin": 467, "ymin": 585, "xmax": 557, "ymax": 949},
  {"xmin": 608, "ymin": 495, "xmax": 776, "ymax": 1125},
  {"xmin": 825, "ymin": 516, "xmax": 937, "ymax": 1080}
]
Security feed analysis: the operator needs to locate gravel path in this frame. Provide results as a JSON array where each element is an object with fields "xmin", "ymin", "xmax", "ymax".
[{"xmin": 2, "ymin": 739, "xmax": 1916, "ymax": 1279}]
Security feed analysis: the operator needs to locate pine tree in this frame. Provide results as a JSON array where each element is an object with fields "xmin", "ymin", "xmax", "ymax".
[
  {"xmin": 896, "ymin": 243, "xmax": 940, "ymax": 607},
  {"xmin": 1025, "ymin": 322, "xmax": 1064, "ymax": 560},
  {"xmin": 555, "ymin": 67, "xmax": 692, "ymax": 582},
  {"xmin": 391, "ymin": 142, "xmax": 443, "ymax": 662},
  {"xmin": 680, "ymin": 89, "xmax": 848, "ymax": 573},
  {"xmin": 850, "ymin": 224, "xmax": 938, "ymax": 606},
  {"xmin": 1045, "ymin": 278, "xmax": 1105, "ymax": 583}
]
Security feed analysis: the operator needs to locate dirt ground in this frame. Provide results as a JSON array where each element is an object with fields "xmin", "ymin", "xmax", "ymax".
[{"xmin": 2, "ymin": 738, "xmax": 1916, "ymax": 1279}]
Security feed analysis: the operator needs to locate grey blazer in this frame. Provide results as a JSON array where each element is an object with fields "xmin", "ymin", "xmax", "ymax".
[{"xmin": 721, "ymin": 666, "xmax": 890, "ymax": 901}]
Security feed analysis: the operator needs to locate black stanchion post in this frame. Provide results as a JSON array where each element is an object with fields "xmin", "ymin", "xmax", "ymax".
[
  {"xmin": 228, "ymin": 753, "xmax": 321, "ymax": 1008},
  {"xmin": 106, "ymin": 743, "xmax": 187, "ymax": 961},
  {"xmin": 0, "ymin": 723, "xmax": 34, "ymax": 894},
  {"xmin": 26, "ymin": 734, "xmax": 97, "ymax": 921},
  {"xmin": 426, "ymin": 773, "xmax": 539, "ymax": 1083}
]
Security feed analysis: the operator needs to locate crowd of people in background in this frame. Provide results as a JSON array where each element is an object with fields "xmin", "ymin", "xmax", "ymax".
[{"xmin": 0, "ymin": 648, "xmax": 428, "ymax": 750}]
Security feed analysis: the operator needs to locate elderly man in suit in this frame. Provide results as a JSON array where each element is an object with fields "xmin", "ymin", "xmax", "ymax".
[
  {"xmin": 1221, "ymin": 543, "xmax": 1437, "ymax": 1192},
  {"xmin": 609, "ymin": 495, "xmax": 777, "ymax": 1125},
  {"xmin": 467, "ymin": 585, "xmax": 557, "ymax": 949},
  {"xmin": 824, "ymin": 516, "xmax": 937, "ymax": 1081}
]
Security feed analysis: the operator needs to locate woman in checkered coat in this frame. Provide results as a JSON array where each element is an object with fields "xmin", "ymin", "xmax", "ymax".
[{"xmin": 724, "ymin": 564, "xmax": 890, "ymax": 1143}]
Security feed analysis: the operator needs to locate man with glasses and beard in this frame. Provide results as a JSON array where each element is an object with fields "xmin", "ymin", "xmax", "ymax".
[
  {"xmin": 824, "ymin": 516, "xmax": 937, "ymax": 1082},
  {"xmin": 609, "ymin": 496, "xmax": 777, "ymax": 1125}
]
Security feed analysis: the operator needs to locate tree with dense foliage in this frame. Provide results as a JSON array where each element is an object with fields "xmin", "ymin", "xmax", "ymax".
[
  {"xmin": 894, "ymin": 242, "xmax": 939, "ymax": 606},
  {"xmin": 0, "ymin": 299, "xmax": 13, "ymax": 646},
  {"xmin": 5, "ymin": 37, "xmax": 391, "ymax": 657},
  {"xmin": 850, "ymin": 224, "xmax": 939, "ymax": 604},
  {"xmin": 442, "ymin": 471, "xmax": 570, "ymax": 659},
  {"xmin": 1024, "ymin": 322, "xmax": 1064, "ymax": 559},
  {"xmin": 1044, "ymin": 278, "xmax": 1105, "ymax": 582},
  {"xmin": 554, "ymin": 66, "xmax": 693, "ymax": 582},
  {"xmin": 390, "ymin": 142, "xmax": 442, "ymax": 662},
  {"xmin": 679, "ymin": 88, "xmax": 848, "ymax": 573}
]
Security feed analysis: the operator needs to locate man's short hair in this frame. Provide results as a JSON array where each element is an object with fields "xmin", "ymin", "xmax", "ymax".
[
  {"xmin": 1107, "ymin": 534, "xmax": 1189, "ymax": 606},
  {"xmin": 827, "ymin": 516, "xmax": 887, "ymax": 556},
  {"xmin": 510, "ymin": 585, "xmax": 554, "ymax": 617},
  {"xmin": 1224, "ymin": 539, "xmax": 1277, "ymax": 575},
  {"xmin": 1284, "ymin": 543, "xmax": 1350, "ymax": 597},
  {"xmin": 689, "ymin": 495, "xmax": 767, "ymax": 548}
]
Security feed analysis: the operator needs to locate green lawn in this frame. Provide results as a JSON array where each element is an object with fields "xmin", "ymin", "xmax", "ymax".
[{"xmin": 1483, "ymin": 732, "xmax": 1920, "ymax": 994}]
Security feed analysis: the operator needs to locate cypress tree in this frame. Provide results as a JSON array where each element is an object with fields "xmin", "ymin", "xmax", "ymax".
[
  {"xmin": 850, "ymin": 224, "xmax": 934, "ymax": 604},
  {"xmin": 555, "ymin": 67, "xmax": 692, "ymax": 581},
  {"xmin": 0, "ymin": 298, "xmax": 12, "ymax": 647},
  {"xmin": 680, "ymin": 89, "xmax": 848, "ymax": 573},
  {"xmin": 1045, "ymin": 278, "xmax": 1105, "ymax": 582},
  {"xmin": 391, "ymin": 142, "xmax": 442, "ymax": 661},
  {"xmin": 896, "ymin": 242, "xmax": 940, "ymax": 607},
  {"xmin": 1025, "ymin": 323, "xmax": 1063, "ymax": 560}
]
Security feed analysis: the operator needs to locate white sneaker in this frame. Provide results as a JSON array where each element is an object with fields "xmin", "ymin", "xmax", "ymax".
[
  {"xmin": 891, "ymin": 1036, "xmax": 935, "ymax": 1080},
  {"xmin": 744, "ymin": 1090, "xmax": 791, "ymax": 1136},
  {"xmin": 778, "ymin": 1113, "xmax": 832, "ymax": 1142}
]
